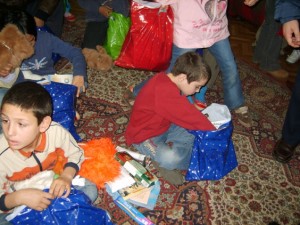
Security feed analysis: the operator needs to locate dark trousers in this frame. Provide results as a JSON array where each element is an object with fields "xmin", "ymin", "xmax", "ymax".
[
  {"xmin": 282, "ymin": 70, "xmax": 300, "ymax": 146},
  {"xmin": 26, "ymin": 0, "xmax": 64, "ymax": 38},
  {"xmin": 253, "ymin": 0, "xmax": 283, "ymax": 71},
  {"xmin": 81, "ymin": 21, "xmax": 109, "ymax": 49}
]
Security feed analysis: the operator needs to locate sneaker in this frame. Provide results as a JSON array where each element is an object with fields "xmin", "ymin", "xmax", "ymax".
[
  {"xmin": 234, "ymin": 106, "xmax": 251, "ymax": 128},
  {"xmin": 267, "ymin": 69, "xmax": 289, "ymax": 80},
  {"xmin": 286, "ymin": 49, "xmax": 300, "ymax": 64},
  {"xmin": 64, "ymin": 12, "xmax": 76, "ymax": 22},
  {"xmin": 152, "ymin": 161, "xmax": 185, "ymax": 185}
]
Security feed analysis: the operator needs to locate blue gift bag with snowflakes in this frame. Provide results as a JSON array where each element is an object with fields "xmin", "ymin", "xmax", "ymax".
[
  {"xmin": 185, "ymin": 121, "xmax": 238, "ymax": 181},
  {"xmin": 43, "ymin": 82, "xmax": 81, "ymax": 141},
  {"xmin": 7, "ymin": 188, "xmax": 114, "ymax": 225}
]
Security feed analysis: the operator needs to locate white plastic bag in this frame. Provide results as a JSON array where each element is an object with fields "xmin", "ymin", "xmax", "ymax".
[{"xmin": 202, "ymin": 103, "xmax": 231, "ymax": 129}]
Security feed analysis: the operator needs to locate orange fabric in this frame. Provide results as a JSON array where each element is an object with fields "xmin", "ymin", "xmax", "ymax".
[
  {"xmin": 19, "ymin": 133, "xmax": 46, "ymax": 158},
  {"xmin": 78, "ymin": 138, "xmax": 121, "ymax": 189},
  {"xmin": 8, "ymin": 148, "xmax": 66, "ymax": 182}
]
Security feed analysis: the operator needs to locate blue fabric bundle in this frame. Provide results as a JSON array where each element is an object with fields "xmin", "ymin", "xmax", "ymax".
[
  {"xmin": 7, "ymin": 188, "xmax": 114, "ymax": 225},
  {"xmin": 185, "ymin": 121, "xmax": 238, "ymax": 181},
  {"xmin": 43, "ymin": 82, "xmax": 81, "ymax": 141}
]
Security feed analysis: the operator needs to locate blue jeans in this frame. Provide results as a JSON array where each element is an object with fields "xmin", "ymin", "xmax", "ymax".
[
  {"xmin": 134, "ymin": 38, "xmax": 244, "ymax": 110},
  {"xmin": 133, "ymin": 124, "xmax": 194, "ymax": 170},
  {"xmin": 75, "ymin": 178, "xmax": 98, "ymax": 203},
  {"xmin": 208, "ymin": 38, "xmax": 244, "ymax": 110},
  {"xmin": 0, "ymin": 179, "xmax": 98, "ymax": 225}
]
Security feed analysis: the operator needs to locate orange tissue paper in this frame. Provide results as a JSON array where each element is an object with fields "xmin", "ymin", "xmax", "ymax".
[{"xmin": 78, "ymin": 138, "xmax": 121, "ymax": 189}]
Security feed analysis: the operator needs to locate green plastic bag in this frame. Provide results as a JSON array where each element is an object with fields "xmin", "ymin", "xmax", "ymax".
[{"xmin": 104, "ymin": 12, "xmax": 131, "ymax": 60}]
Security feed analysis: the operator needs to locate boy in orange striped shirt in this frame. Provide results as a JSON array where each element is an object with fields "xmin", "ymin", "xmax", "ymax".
[{"xmin": 0, "ymin": 81, "xmax": 97, "ymax": 223}]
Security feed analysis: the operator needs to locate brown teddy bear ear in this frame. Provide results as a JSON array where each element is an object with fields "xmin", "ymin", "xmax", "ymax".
[
  {"xmin": 0, "ymin": 24, "xmax": 24, "ymax": 44},
  {"xmin": 96, "ymin": 45, "xmax": 107, "ymax": 54},
  {"xmin": 0, "ymin": 24, "xmax": 34, "ymax": 68}
]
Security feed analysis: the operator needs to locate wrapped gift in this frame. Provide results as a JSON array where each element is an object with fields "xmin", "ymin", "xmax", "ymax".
[{"xmin": 185, "ymin": 104, "xmax": 238, "ymax": 181}]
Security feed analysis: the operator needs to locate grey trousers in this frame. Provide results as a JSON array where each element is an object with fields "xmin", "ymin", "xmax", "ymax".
[{"xmin": 253, "ymin": 0, "xmax": 283, "ymax": 71}]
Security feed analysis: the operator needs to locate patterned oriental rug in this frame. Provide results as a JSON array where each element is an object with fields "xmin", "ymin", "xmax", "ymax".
[{"xmin": 59, "ymin": 16, "xmax": 300, "ymax": 225}]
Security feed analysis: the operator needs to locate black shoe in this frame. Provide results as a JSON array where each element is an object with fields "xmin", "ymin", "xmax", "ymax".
[
  {"xmin": 272, "ymin": 139, "xmax": 296, "ymax": 163},
  {"xmin": 268, "ymin": 222, "xmax": 280, "ymax": 225}
]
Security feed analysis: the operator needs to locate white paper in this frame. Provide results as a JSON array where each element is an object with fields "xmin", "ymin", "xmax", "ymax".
[
  {"xmin": 6, "ymin": 205, "xmax": 26, "ymax": 221},
  {"xmin": 202, "ymin": 103, "xmax": 231, "ymax": 129},
  {"xmin": 106, "ymin": 167, "xmax": 136, "ymax": 193},
  {"xmin": 116, "ymin": 146, "xmax": 146, "ymax": 162},
  {"xmin": 48, "ymin": 73, "xmax": 73, "ymax": 84},
  {"xmin": 128, "ymin": 186, "xmax": 153, "ymax": 204},
  {"xmin": 72, "ymin": 175, "xmax": 85, "ymax": 186}
]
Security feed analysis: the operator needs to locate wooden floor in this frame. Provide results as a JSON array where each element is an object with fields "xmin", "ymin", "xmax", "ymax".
[{"xmin": 69, "ymin": 0, "xmax": 299, "ymax": 89}]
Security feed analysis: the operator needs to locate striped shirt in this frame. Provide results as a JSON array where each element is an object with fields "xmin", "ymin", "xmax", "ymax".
[{"xmin": 0, "ymin": 121, "xmax": 84, "ymax": 212}]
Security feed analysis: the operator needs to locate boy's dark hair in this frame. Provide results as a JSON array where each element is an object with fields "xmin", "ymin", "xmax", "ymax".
[
  {"xmin": 0, "ymin": 7, "xmax": 37, "ymax": 39},
  {"xmin": 171, "ymin": 52, "xmax": 211, "ymax": 83},
  {"xmin": 1, "ymin": 81, "xmax": 52, "ymax": 124}
]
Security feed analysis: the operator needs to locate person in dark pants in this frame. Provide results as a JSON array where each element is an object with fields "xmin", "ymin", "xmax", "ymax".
[
  {"xmin": 77, "ymin": 0, "xmax": 129, "ymax": 49},
  {"xmin": 272, "ymin": 0, "xmax": 300, "ymax": 163},
  {"xmin": 0, "ymin": 0, "xmax": 64, "ymax": 38},
  {"xmin": 252, "ymin": 0, "xmax": 289, "ymax": 80},
  {"xmin": 26, "ymin": 0, "xmax": 65, "ymax": 37}
]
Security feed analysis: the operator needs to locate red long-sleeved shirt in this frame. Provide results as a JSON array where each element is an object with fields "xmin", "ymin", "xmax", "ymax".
[{"xmin": 125, "ymin": 72, "xmax": 215, "ymax": 145}]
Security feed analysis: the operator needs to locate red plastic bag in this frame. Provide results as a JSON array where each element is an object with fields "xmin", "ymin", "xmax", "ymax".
[{"xmin": 115, "ymin": 1, "xmax": 173, "ymax": 71}]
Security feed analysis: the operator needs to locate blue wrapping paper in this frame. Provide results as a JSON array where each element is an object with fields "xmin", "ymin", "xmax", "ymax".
[
  {"xmin": 43, "ymin": 82, "xmax": 81, "ymax": 141},
  {"xmin": 7, "ymin": 188, "xmax": 114, "ymax": 225},
  {"xmin": 185, "ymin": 121, "xmax": 238, "ymax": 181}
]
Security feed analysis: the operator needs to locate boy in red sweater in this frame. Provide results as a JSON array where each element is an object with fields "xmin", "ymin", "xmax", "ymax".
[{"xmin": 125, "ymin": 52, "xmax": 216, "ymax": 185}]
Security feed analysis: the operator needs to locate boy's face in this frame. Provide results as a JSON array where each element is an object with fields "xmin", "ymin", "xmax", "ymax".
[
  {"xmin": 177, "ymin": 74, "xmax": 208, "ymax": 96},
  {"xmin": 1, "ymin": 103, "xmax": 50, "ymax": 152}
]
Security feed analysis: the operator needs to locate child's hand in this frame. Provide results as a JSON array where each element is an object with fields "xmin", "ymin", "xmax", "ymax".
[
  {"xmin": 72, "ymin": 76, "xmax": 85, "ymax": 97},
  {"xmin": 18, "ymin": 188, "xmax": 54, "ymax": 211},
  {"xmin": 49, "ymin": 175, "xmax": 72, "ymax": 198},
  {"xmin": 99, "ymin": 6, "xmax": 113, "ymax": 18},
  {"xmin": 244, "ymin": 0, "xmax": 259, "ymax": 6},
  {"xmin": 283, "ymin": 20, "xmax": 300, "ymax": 48},
  {"xmin": 34, "ymin": 17, "xmax": 45, "ymax": 27}
]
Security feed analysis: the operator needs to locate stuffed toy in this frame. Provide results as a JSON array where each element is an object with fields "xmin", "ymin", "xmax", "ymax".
[
  {"xmin": 0, "ymin": 24, "xmax": 34, "ymax": 88},
  {"xmin": 82, "ymin": 45, "xmax": 113, "ymax": 72},
  {"xmin": 0, "ymin": 24, "xmax": 34, "ymax": 71}
]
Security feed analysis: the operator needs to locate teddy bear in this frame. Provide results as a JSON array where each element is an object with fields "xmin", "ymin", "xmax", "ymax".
[
  {"xmin": 0, "ymin": 24, "xmax": 34, "ymax": 71},
  {"xmin": 0, "ymin": 24, "xmax": 34, "ymax": 88},
  {"xmin": 82, "ymin": 45, "xmax": 113, "ymax": 72}
]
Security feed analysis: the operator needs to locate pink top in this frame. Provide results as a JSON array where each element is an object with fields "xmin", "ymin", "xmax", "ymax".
[{"xmin": 157, "ymin": 0, "xmax": 230, "ymax": 48}]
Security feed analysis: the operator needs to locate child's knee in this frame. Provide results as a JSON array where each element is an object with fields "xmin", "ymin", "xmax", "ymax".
[{"xmin": 75, "ymin": 179, "xmax": 98, "ymax": 203}]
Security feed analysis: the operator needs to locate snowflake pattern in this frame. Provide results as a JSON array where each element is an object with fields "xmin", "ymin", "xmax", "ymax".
[{"xmin": 21, "ymin": 57, "xmax": 48, "ymax": 71}]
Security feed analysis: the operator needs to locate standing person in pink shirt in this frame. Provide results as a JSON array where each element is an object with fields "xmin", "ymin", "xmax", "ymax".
[{"xmin": 132, "ymin": 0, "xmax": 251, "ymax": 127}]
